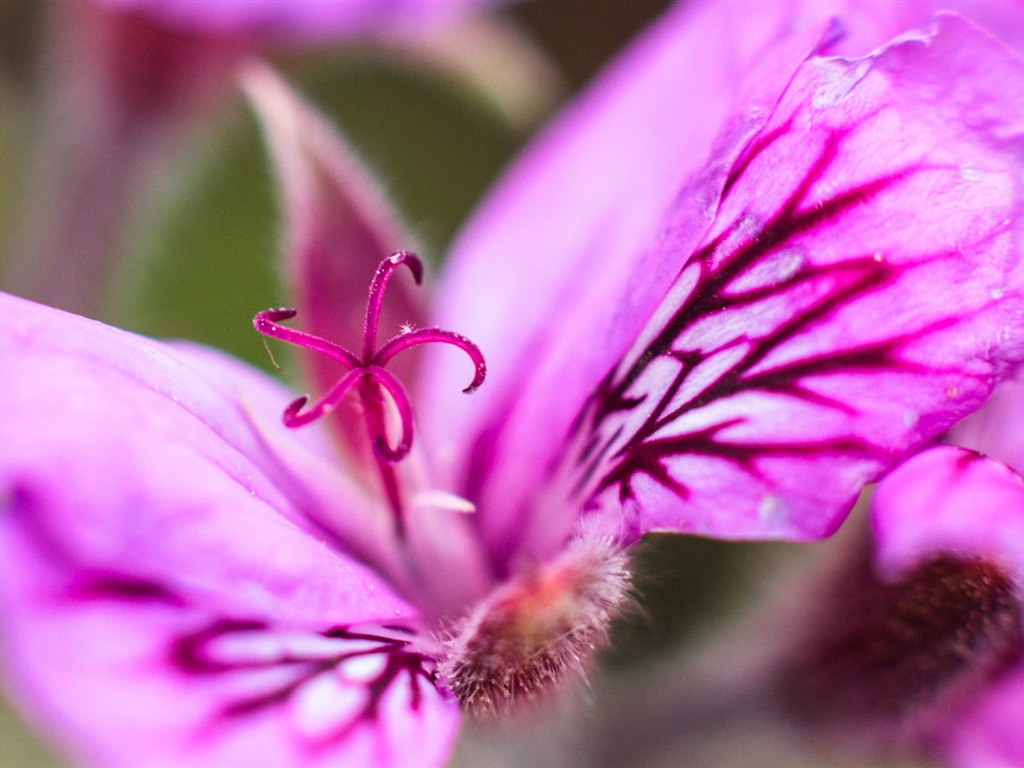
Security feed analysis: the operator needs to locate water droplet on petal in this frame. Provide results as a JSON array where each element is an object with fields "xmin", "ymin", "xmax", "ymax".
[{"xmin": 758, "ymin": 494, "xmax": 789, "ymax": 528}]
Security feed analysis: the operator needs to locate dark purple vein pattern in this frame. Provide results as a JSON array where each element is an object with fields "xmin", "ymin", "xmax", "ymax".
[
  {"xmin": 536, "ymin": 18, "xmax": 1024, "ymax": 548},
  {"xmin": 174, "ymin": 617, "xmax": 436, "ymax": 748},
  {"xmin": 68, "ymin": 572, "xmax": 438, "ymax": 743},
  {"xmin": 7, "ymin": 563, "xmax": 452, "ymax": 767}
]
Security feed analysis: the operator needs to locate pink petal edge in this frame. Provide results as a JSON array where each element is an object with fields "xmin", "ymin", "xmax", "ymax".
[{"xmin": 0, "ymin": 293, "xmax": 459, "ymax": 767}]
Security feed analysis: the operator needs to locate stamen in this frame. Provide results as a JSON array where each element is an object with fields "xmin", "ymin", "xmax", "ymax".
[
  {"xmin": 363, "ymin": 251, "xmax": 423, "ymax": 361},
  {"xmin": 364, "ymin": 366, "xmax": 415, "ymax": 463},
  {"xmin": 282, "ymin": 368, "xmax": 363, "ymax": 428},
  {"xmin": 254, "ymin": 308, "xmax": 361, "ymax": 369},
  {"xmin": 375, "ymin": 328, "xmax": 486, "ymax": 393},
  {"xmin": 253, "ymin": 253, "xmax": 486, "ymax": 525}
]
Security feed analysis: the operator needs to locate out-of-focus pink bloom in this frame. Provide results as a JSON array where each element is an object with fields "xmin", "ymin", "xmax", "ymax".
[
  {"xmin": 827, "ymin": 382, "xmax": 1024, "ymax": 767},
  {"xmin": 95, "ymin": 0, "xmax": 495, "ymax": 41},
  {"xmin": 10, "ymin": 0, "xmax": 499, "ymax": 317},
  {"xmin": 5, "ymin": 2, "xmax": 1024, "ymax": 766}
]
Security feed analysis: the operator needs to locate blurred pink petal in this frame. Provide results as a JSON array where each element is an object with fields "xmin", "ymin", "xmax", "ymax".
[
  {"xmin": 96, "ymin": 0, "xmax": 494, "ymax": 41},
  {"xmin": 872, "ymin": 447, "xmax": 1024, "ymax": 581},
  {"xmin": 869, "ymin": 446, "xmax": 1024, "ymax": 767}
]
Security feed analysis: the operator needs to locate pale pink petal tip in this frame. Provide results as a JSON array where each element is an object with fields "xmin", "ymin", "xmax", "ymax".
[{"xmin": 871, "ymin": 445, "xmax": 1024, "ymax": 582}]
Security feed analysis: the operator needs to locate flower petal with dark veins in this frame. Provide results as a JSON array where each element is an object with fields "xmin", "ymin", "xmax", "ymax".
[
  {"xmin": 0, "ymin": 293, "xmax": 458, "ymax": 768},
  {"xmin": 467, "ymin": 14, "xmax": 1024, "ymax": 560}
]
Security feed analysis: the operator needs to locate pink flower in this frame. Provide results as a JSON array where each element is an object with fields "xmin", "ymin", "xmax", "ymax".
[
  {"xmin": 5, "ymin": 2, "xmax": 1024, "ymax": 766},
  {"xmin": 95, "ymin": 0, "xmax": 494, "ymax": 42},
  {"xmin": 797, "ymin": 383, "xmax": 1024, "ymax": 767}
]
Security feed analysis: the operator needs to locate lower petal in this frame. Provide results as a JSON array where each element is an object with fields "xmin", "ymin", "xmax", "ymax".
[
  {"xmin": 0, "ymin": 524, "xmax": 459, "ymax": 768},
  {"xmin": 0, "ymin": 294, "xmax": 459, "ymax": 766}
]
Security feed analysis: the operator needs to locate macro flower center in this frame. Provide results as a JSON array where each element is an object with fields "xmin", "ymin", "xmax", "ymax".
[
  {"xmin": 254, "ymin": 253, "xmax": 635, "ymax": 716},
  {"xmin": 254, "ymin": 251, "xmax": 486, "ymax": 534}
]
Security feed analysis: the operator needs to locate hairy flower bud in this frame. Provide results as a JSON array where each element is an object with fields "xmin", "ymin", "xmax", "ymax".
[{"xmin": 438, "ymin": 540, "xmax": 632, "ymax": 716}]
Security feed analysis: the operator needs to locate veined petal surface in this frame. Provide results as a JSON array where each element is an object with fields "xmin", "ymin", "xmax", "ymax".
[
  {"xmin": 423, "ymin": 0, "xmax": 847, "ymax": 564},
  {"xmin": 569, "ymin": 15, "xmax": 1024, "ymax": 546},
  {"xmin": 446, "ymin": 14, "xmax": 1024, "ymax": 562},
  {"xmin": 0, "ymin": 293, "xmax": 458, "ymax": 767}
]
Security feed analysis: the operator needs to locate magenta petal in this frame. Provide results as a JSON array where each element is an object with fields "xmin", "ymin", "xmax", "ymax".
[
  {"xmin": 96, "ymin": 0, "xmax": 489, "ymax": 41},
  {"xmin": 823, "ymin": 0, "xmax": 1024, "ymax": 56},
  {"xmin": 0, "ymin": 548, "xmax": 459, "ymax": 768},
  {"xmin": 0, "ymin": 293, "xmax": 458, "ymax": 766},
  {"xmin": 871, "ymin": 446, "xmax": 1024, "ymax": 582},
  {"xmin": 244, "ymin": 65, "xmax": 424, "ymax": 468},
  {"xmin": 436, "ymin": 13, "xmax": 1024, "ymax": 560},
  {"xmin": 422, "ymin": 0, "xmax": 844, "ymax": 556},
  {"xmin": 0, "ymin": 292, "xmax": 404, "ymax": 613},
  {"xmin": 571, "ymin": 15, "xmax": 1024, "ymax": 546}
]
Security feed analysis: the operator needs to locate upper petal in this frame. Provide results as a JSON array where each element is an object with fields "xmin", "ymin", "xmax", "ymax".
[
  {"xmin": 567, "ymin": 15, "xmax": 1024, "ymax": 547},
  {"xmin": 0, "ymin": 293, "xmax": 457, "ymax": 766},
  {"xmin": 421, "ymin": 0, "xmax": 849, "ymax": 564},
  {"xmin": 435, "ymin": 13, "xmax": 1024, "ymax": 564}
]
